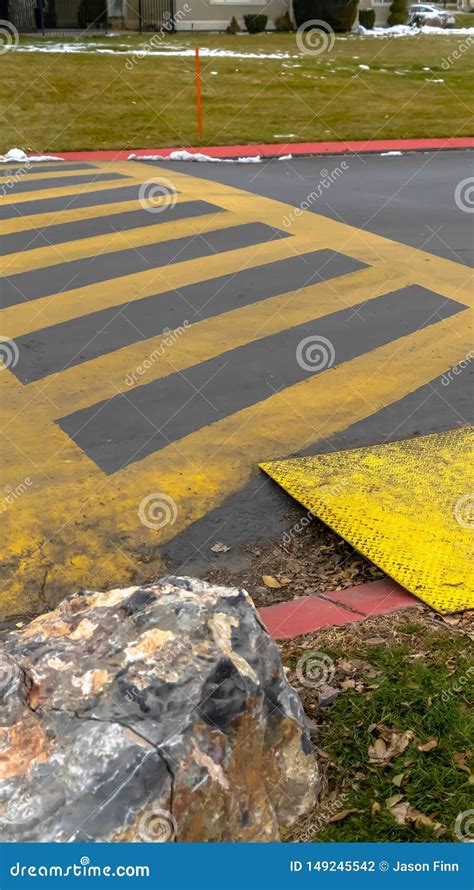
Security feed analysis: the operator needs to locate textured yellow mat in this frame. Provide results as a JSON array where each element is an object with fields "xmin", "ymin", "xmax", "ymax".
[{"xmin": 260, "ymin": 427, "xmax": 474, "ymax": 613}]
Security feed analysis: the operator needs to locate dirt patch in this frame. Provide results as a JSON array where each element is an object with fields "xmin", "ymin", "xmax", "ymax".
[{"xmin": 203, "ymin": 508, "xmax": 384, "ymax": 608}]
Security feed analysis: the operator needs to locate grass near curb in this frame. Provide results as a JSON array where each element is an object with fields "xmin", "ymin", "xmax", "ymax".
[
  {"xmin": 281, "ymin": 610, "xmax": 473, "ymax": 842},
  {"xmin": 1, "ymin": 32, "xmax": 473, "ymax": 151}
]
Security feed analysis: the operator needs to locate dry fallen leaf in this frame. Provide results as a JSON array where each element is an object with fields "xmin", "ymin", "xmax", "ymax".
[
  {"xmin": 453, "ymin": 752, "xmax": 471, "ymax": 775},
  {"xmin": 340, "ymin": 678, "xmax": 356, "ymax": 690},
  {"xmin": 386, "ymin": 794, "xmax": 404, "ymax": 809},
  {"xmin": 210, "ymin": 542, "xmax": 230, "ymax": 553},
  {"xmin": 371, "ymin": 801, "xmax": 381, "ymax": 814},
  {"xmin": 368, "ymin": 738, "xmax": 387, "ymax": 761},
  {"xmin": 368, "ymin": 726, "xmax": 414, "ymax": 764},
  {"xmin": 386, "ymin": 794, "xmax": 410, "ymax": 825},
  {"xmin": 261, "ymin": 575, "xmax": 281, "ymax": 588},
  {"xmin": 392, "ymin": 773, "xmax": 405, "ymax": 787},
  {"xmin": 417, "ymin": 737, "xmax": 438, "ymax": 753},
  {"xmin": 328, "ymin": 809, "xmax": 359, "ymax": 823}
]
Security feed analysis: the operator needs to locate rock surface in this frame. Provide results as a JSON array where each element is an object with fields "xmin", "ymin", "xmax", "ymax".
[{"xmin": 0, "ymin": 577, "xmax": 317, "ymax": 841}]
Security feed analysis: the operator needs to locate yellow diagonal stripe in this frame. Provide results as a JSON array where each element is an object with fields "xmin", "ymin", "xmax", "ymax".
[
  {"xmin": 0, "ymin": 310, "xmax": 470, "ymax": 619},
  {"xmin": 35, "ymin": 264, "xmax": 407, "ymax": 416},
  {"xmin": 0, "ymin": 209, "xmax": 237, "ymax": 275}
]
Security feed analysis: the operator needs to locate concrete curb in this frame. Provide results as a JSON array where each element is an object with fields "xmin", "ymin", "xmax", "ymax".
[
  {"xmin": 259, "ymin": 579, "xmax": 417, "ymax": 640},
  {"xmin": 45, "ymin": 137, "xmax": 474, "ymax": 162}
]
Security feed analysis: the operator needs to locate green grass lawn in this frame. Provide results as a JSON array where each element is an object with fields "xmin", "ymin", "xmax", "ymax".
[
  {"xmin": 1, "ymin": 31, "xmax": 473, "ymax": 151},
  {"xmin": 282, "ymin": 611, "xmax": 473, "ymax": 842}
]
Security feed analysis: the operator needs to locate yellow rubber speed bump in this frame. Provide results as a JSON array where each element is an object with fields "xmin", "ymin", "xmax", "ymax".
[{"xmin": 260, "ymin": 427, "xmax": 474, "ymax": 613}]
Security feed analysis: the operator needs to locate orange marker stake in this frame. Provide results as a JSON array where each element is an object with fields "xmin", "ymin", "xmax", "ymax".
[{"xmin": 195, "ymin": 46, "xmax": 203, "ymax": 142}]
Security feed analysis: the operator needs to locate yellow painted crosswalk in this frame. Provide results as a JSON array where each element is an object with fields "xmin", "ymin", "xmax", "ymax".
[{"xmin": 0, "ymin": 160, "xmax": 471, "ymax": 618}]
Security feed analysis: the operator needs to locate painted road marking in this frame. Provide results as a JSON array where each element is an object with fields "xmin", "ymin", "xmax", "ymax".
[
  {"xmin": 0, "ymin": 159, "xmax": 472, "ymax": 618},
  {"xmin": 57, "ymin": 287, "xmax": 466, "ymax": 474},
  {"xmin": 0, "ymin": 175, "xmax": 143, "ymax": 210},
  {"xmin": 13, "ymin": 249, "xmax": 367, "ymax": 382},
  {"xmin": 261, "ymin": 428, "xmax": 474, "ymax": 613},
  {"xmin": 2, "ymin": 171, "xmax": 130, "ymax": 196},
  {"xmin": 0, "ymin": 162, "xmax": 96, "ymax": 176},
  {"xmin": 0, "ymin": 201, "xmax": 224, "ymax": 257},
  {"xmin": 1, "ymin": 221, "xmax": 289, "ymax": 305},
  {"xmin": 30, "ymin": 265, "xmax": 399, "ymax": 417},
  {"xmin": 0, "ymin": 184, "xmax": 150, "ymax": 223}
]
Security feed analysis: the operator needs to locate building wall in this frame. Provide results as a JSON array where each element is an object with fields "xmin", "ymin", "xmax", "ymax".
[
  {"xmin": 359, "ymin": 0, "xmax": 392, "ymax": 26},
  {"xmin": 174, "ymin": 0, "xmax": 291, "ymax": 30}
]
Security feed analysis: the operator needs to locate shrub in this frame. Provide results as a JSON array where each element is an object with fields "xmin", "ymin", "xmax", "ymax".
[
  {"xmin": 226, "ymin": 15, "xmax": 241, "ymax": 34},
  {"xmin": 388, "ymin": 0, "xmax": 409, "ymax": 26},
  {"xmin": 359, "ymin": 8, "xmax": 376, "ymax": 29},
  {"xmin": 293, "ymin": 0, "xmax": 358, "ymax": 33},
  {"xmin": 243, "ymin": 13, "xmax": 268, "ymax": 33},
  {"xmin": 275, "ymin": 11, "xmax": 294, "ymax": 31}
]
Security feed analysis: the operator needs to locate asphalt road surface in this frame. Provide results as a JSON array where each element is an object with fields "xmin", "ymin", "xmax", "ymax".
[{"xmin": 0, "ymin": 151, "xmax": 472, "ymax": 617}]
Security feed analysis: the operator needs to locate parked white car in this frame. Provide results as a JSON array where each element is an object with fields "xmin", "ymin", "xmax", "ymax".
[{"xmin": 409, "ymin": 4, "xmax": 456, "ymax": 27}]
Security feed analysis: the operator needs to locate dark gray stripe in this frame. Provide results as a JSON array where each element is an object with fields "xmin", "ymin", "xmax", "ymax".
[
  {"xmin": 1, "ymin": 222, "xmax": 289, "ymax": 308},
  {"xmin": 2, "ymin": 172, "xmax": 128, "ymax": 196},
  {"xmin": 0, "ymin": 163, "xmax": 95, "ymax": 177},
  {"xmin": 14, "ymin": 250, "xmax": 365, "ymax": 383},
  {"xmin": 0, "ymin": 184, "xmax": 144, "ymax": 221},
  {"xmin": 0, "ymin": 201, "xmax": 222, "ymax": 256},
  {"xmin": 57, "ymin": 286, "xmax": 467, "ymax": 475}
]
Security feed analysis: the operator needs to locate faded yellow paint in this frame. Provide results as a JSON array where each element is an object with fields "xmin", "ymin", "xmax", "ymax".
[
  {"xmin": 0, "ymin": 160, "xmax": 472, "ymax": 618},
  {"xmin": 260, "ymin": 428, "xmax": 474, "ymax": 613},
  {"xmin": 29, "ymin": 264, "xmax": 406, "ymax": 415},
  {"xmin": 0, "ymin": 173, "xmax": 138, "ymax": 206},
  {"xmin": 0, "ymin": 193, "xmax": 202, "ymax": 236},
  {"xmin": 0, "ymin": 208, "xmax": 238, "ymax": 275}
]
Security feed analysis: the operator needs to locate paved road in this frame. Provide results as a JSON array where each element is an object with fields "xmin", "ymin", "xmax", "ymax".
[{"xmin": 0, "ymin": 152, "xmax": 472, "ymax": 617}]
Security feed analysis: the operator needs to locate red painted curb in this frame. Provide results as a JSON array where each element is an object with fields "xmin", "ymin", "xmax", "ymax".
[
  {"xmin": 45, "ymin": 137, "xmax": 474, "ymax": 162},
  {"xmin": 259, "ymin": 579, "xmax": 417, "ymax": 640}
]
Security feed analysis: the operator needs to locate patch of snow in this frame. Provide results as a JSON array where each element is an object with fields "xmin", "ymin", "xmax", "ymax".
[
  {"xmin": 0, "ymin": 147, "xmax": 64, "ymax": 163},
  {"xmin": 381, "ymin": 151, "xmax": 403, "ymax": 156},
  {"xmin": 5, "ymin": 42, "xmax": 296, "ymax": 60},
  {"xmin": 358, "ymin": 24, "xmax": 474, "ymax": 37},
  {"xmin": 359, "ymin": 64, "xmax": 370, "ymax": 70},
  {"xmin": 278, "ymin": 154, "xmax": 293, "ymax": 160},
  {"xmin": 128, "ymin": 151, "xmax": 261, "ymax": 164}
]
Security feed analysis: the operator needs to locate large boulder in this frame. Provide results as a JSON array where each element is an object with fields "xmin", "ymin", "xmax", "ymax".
[{"xmin": 0, "ymin": 577, "xmax": 317, "ymax": 842}]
